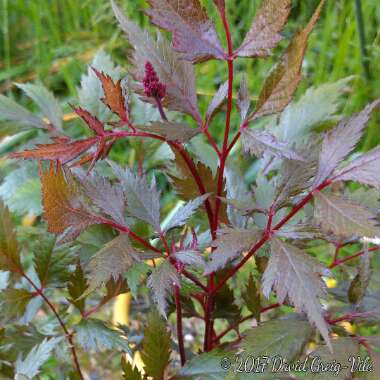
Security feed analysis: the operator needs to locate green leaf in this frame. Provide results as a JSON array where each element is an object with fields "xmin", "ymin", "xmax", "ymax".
[
  {"xmin": 148, "ymin": 260, "xmax": 180, "ymax": 316},
  {"xmin": 235, "ymin": 0, "xmax": 291, "ymax": 58},
  {"xmin": 205, "ymin": 228, "xmax": 262, "ymax": 274},
  {"xmin": 314, "ymin": 100, "xmax": 380, "ymax": 187},
  {"xmin": 178, "ymin": 318, "xmax": 312, "ymax": 379},
  {"xmin": 0, "ymin": 201, "xmax": 22, "ymax": 273},
  {"xmin": 263, "ymin": 237, "xmax": 331, "ymax": 350},
  {"xmin": 15, "ymin": 337, "xmax": 64, "ymax": 380},
  {"xmin": 242, "ymin": 274, "xmax": 261, "ymax": 321},
  {"xmin": 164, "ymin": 194, "xmax": 210, "ymax": 232},
  {"xmin": 109, "ymin": 163, "xmax": 161, "ymax": 231},
  {"xmin": 16, "ymin": 83, "xmax": 63, "ymax": 130},
  {"xmin": 275, "ymin": 77, "xmax": 354, "ymax": 144},
  {"xmin": 125, "ymin": 261, "xmax": 151, "ymax": 299},
  {"xmin": 0, "ymin": 163, "xmax": 42, "ymax": 216},
  {"xmin": 212, "ymin": 283, "xmax": 241, "ymax": 322},
  {"xmin": 67, "ymin": 262, "xmax": 88, "ymax": 312},
  {"xmin": 137, "ymin": 122, "xmax": 200, "ymax": 143},
  {"xmin": 85, "ymin": 234, "xmax": 140, "ymax": 293},
  {"xmin": 0, "ymin": 94, "xmax": 45, "ymax": 129},
  {"xmin": 177, "ymin": 348, "xmax": 230, "ymax": 380},
  {"xmin": 141, "ymin": 311, "xmax": 171, "ymax": 379},
  {"xmin": 75, "ymin": 318, "xmax": 131, "ymax": 353},
  {"xmin": 34, "ymin": 236, "xmax": 74, "ymax": 288},
  {"xmin": 348, "ymin": 245, "xmax": 372, "ymax": 304},
  {"xmin": 314, "ymin": 191, "xmax": 380, "ymax": 238},
  {"xmin": 78, "ymin": 50, "xmax": 121, "ymax": 120},
  {"xmin": 121, "ymin": 357, "xmax": 143, "ymax": 380},
  {"xmin": 111, "ymin": 1, "xmax": 201, "ymax": 121},
  {"xmin": 0, "ymin": 288, "xmax": 33, "ymax": 323},
  {"xmin": 308, "ymin": 337, "xmax": 359, "ymax": 380}
]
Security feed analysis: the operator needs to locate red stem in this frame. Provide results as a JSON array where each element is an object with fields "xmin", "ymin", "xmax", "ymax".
[
  {"xmin": 329, "ymin": 245, "xmax": 380, "ymax": 269},
  {"xmin": 23, "ymin": 273, "xmax": 84, "ymax": 380},
  {"xmin": 174, "ymin": 284, "xmax": 186, "ymax": 366},
  {"xmin": 212, "ymin": 181, "xmax": 332, "ymax": 295},
  {"xmin": 214, "ymin": 303, "xmax": 281, "ymax": 343},
  {"xmin": 204, "ymin": 7, "xmax": 235, "ymax": 353}
]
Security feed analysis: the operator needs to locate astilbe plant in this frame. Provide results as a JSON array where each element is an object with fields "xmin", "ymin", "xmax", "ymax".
[{"xmin": 1, "ymin": 0, "xmax": 380, "ymax": 379}]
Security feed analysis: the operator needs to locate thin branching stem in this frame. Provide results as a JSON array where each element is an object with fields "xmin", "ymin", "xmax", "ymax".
[{"xmin": 22, "ymin": 273, "xmax": 84, "ymax": 380}]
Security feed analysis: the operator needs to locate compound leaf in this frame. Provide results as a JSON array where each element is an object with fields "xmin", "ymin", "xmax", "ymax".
[
  {"xmin": 112, "ymin": 1, "xmax": 201, "ymax": 121},
  {"xmin": 164, "ymin": 194, "xmax": 210, "ymax": 231},
  {"xmin": 314, "ymin": 191, "xmax": 380, "ymax": 238},
  {"xmin": 313, "ymin": 100, "xmax": 380, "ymax": 187},
  {"xmin": 145, "ymin": 0, "xmax": 225, "ymax": 63},
  {"xmin": 205, "ymin": 228, "xmax": 262, "ymax": 274},
  {"xmin": 40, "ymin": 162, "xmax": 98, "ymax": 242},
  {"xmin": 0, "ymin": 95, "xmax": 45, "ymax": 129},
  {"xmin": 251, "ymin": 1, "xmax": 324, "ymax": 119},
  {"xmin": 92, "ymin": 68, "xmax": 129, "ymax": 121},
  {"xmin": 16, "ymin": 83, "xmax": 63, "ymax": 130},
  {"xmin": 109, "ymin": 163, "xmax": 161, "ymax": 231},
  {"xmin": 235, "ymin": 0, "xmax": 291, "ymax": 58},
  {"xmin": 263, "ymin": 237, "xmax": 331, "ymax": 350},
  {"xmin": 137, "ymin": 121, "xmax": 200, "ymax": 143},
  {"xmin": 11, "ymin": 137, "xmax": 97, "ymax": 164},
  {"xmin": 75, "ymin": 318, "xmax": 130, "ymax": 353},
  {"xmin": 242, "ymin": 129, "xmax": 305, "ymax": 161},
  {"xmin": 76, "ymin": 169, "xmax": 125, "ymax": 224},
  {"xmin": 0, "ymin": 288, "xmax": 33, "ymax": 323},
  {"xmin": 147, "ymin": 260, "xmax": 180, "ymax": 316},
  {"xmin": 242, "ymin": 274, "xmax": 261, "ymax": 321},
  {"xmin": 15, "ymin": 337, "xmax": 64, "ymax": 379},
  {"xmin": 85, "ymin": 234, "xmax": 139, "ymax": 293},
  {"xmin": 206, "ymin": 81, "xmax": 228, "ymax": 122},
  {"xmin": 332, "ymin": 145, "xmax": 380, "ymax": 189},
  {"xmin": 0, "ymin": 201, "xmax": 22, "ymax": 273}
]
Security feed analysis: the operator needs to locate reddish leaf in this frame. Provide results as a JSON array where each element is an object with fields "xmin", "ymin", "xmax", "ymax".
[
  {"xmin": 40, "ymin": 162, "xmax": 98, "ymax": 241},
  {"xmin": 92, "ymin": 68, "xmax": 128, "ymax": 121},
  {"xmin": 10, "ymin": 138, "xmax": 97, "ymax": 164},
  {"xmin": 145, "ymin": 0, "xmax": 225, "ymax": 63},
  {"xmin": 112, "ymin": 1, "xmax": 201, "ymax": 121},
  {"xmin": 73, "ymin": 106, "xmax": 105, "ymax": 135},
  {"xmin": 250, "ymin": 0, "xmax": 325, "ymax": 120},
  {"xmin": 235, "ymin": 0, "xmax": 291, "ymax": 58}
]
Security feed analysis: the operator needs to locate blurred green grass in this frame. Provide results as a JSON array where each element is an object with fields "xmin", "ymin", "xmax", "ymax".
[{"xmin": 0, "ymin": 0, "xmax": 379, "ymax": 146}]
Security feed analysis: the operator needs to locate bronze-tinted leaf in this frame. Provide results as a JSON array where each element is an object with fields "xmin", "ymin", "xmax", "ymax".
[
  {"xmin": 0, "ymin": 201, "xmax": 21, "ymax": 273},
  {"xmin": 92, "ymin": 68, "xmax": 128, "ymax": 121},
  {"xmin": 136, "ymin": 122, "xmax": 200, "ymax": 143},
  {"xmin": 112, "ymin": 1, "xmax": 201, "ymax": 122},
  {"xmin": 145, "ymin": 0, "xmax": 225, "ymax": 63},
  {"xmin": 73, "ymin": 106, "xmax": 105, "ymax": 136},
  {"xmin": 250, "ymin": 0, "xmax": 325, "ymax": 120},
  {"xmin": 314, "ymin": 100, "xmax": 380, "ymax": 187},
  {"xmin": 40, "ymin": 162, "xmax": 97, "ymax": 241},
  {"xmin": 263, "ymin": 237, "xmax": 331, "ymax": 350},
  {"xmin": 171, "ymin": 150, "xmax": 228, "ymax": 223},
  {"xmin": 10, "ymin": 137, "xmax": 97, "ymax": 165},
  {"xmin": 235, "ymin": 0, "xmax": 291, "ymax": 58}
]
